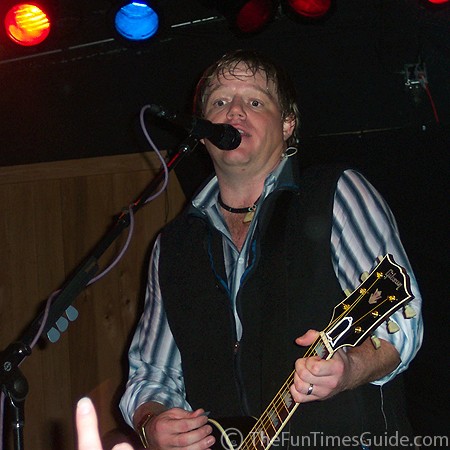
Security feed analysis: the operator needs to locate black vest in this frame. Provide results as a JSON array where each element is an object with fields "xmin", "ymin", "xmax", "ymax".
[{"xmin": 159, "ymin": 164, "xmax": 413, "ymax": 448}]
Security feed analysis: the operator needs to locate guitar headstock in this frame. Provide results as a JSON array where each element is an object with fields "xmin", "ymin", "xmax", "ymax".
[{"xmin": 318, "ymin": 254, "xmax": 414, "ymax": 357}]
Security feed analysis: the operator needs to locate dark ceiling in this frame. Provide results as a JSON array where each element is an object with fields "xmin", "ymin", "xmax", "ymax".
[{"xmin": 0, "ymin": 0, "xmax": 449, "ymax": 167}]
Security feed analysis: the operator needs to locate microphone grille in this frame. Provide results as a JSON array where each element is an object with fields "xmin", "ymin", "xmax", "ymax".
[{"xmin": 220, "ymin": 124, "xmax": 241, "ymax": 150}]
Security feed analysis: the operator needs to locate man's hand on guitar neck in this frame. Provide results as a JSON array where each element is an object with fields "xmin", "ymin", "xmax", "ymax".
[{"xmin": 290, "ymin": 329, "xmax": 401, "ymax": 403}]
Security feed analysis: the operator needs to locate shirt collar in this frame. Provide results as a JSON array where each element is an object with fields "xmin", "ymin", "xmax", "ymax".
[{"xmin": 190, "ymin": 156, "xmax": 297, "ymax": 217}]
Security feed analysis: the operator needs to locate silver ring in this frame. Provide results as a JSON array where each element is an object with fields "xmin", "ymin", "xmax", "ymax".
[{"xmin": 306, "ymin": 383, "xmax": 314, "ymax": 396}]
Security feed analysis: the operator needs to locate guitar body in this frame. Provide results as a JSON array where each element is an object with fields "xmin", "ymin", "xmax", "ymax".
[{"xmin": 208, "ymin": 416, "xmax": 257, "ymax": 450}]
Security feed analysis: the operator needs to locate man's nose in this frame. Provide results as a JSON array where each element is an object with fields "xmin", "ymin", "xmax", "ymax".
[{"xmin": 226, "ymin": 98, "xmax": 246, "ymax": 119}]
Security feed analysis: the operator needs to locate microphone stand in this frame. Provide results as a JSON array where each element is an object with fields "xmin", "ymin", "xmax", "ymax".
[{"xmin": 0, "ymin": 136, "xmax": 199, "ymax": 450}]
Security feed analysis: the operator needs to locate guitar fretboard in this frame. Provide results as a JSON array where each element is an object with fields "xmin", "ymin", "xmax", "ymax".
[{"xmin": 240, "ymin": 339, "xmax": 328, "ymax": 450}]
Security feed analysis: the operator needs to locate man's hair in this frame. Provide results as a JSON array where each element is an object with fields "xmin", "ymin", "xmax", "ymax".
[{"xmin": 193, "ymin": 49, "xmax": 300, "ymax": 146}]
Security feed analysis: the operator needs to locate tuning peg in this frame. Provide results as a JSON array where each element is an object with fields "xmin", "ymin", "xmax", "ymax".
[
  {"xmin": 377, "ymin": 255, "xmax": 383, "ymax": 263},
  {"xmin": 403, "ymin": 304, "xmax": 416, "ymax": 319},
  {"xmin": 387, "ymin": 320, "xmax": 400, "ymax": 334},
  {"xmin": 370, "ymin": 335, "xmax": 381, "ymax": 350},
  {"xmin": 344, "ymin": 288, "xmax": 352, "ymax": 297},
  {"xmin": 360, "ymin": 271, "xmax": 369, "ymax": 282}
]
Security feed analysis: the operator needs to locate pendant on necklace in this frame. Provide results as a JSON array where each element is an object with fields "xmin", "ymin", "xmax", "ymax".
[
  {"xmin": 217, "ymin": 194, "xmax": 259, "ymax": 224},
  {"xmin": 243, "ymin": 205, "xmax": 257, "ymax": 224}
]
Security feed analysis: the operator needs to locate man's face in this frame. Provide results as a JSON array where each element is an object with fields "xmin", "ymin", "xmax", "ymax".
[{"xmin": 202, "ymin": 64, "xmax": 294, "ymax": 178}]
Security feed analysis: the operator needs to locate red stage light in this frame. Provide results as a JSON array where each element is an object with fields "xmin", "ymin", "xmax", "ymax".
[
  {"xmin": 4, "ymin": 3, "xmax": 51, "ymax": 46},
  {"xmin": 287, "ymin": 0, "xmax": 331, "ymax": 18},
  {"xmin": 426, "ymin": 0, "xmax": 448, "ymax": 3},
  {"xmin": 235, "ymin": 0, "xmax": 276, "ymax": 34},
  {"xmin": 214, "ymin": 0, "xmax": 277, "ymax": 34}
]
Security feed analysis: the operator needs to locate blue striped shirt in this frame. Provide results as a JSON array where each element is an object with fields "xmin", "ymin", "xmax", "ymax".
[{"xmin": 120, "ymin": 159, "xmax": 423, "ymax": 426}]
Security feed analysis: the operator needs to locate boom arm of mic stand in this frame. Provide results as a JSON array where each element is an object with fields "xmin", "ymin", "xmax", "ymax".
[{"xmin": 0, "ymin": 136, "xmax": 199, "ymax": 449}]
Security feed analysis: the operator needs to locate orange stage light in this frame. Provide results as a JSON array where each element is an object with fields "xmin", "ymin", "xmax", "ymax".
[{"xmin": 4, "ymin": 3, "xmax": 51, "ymax": 46}]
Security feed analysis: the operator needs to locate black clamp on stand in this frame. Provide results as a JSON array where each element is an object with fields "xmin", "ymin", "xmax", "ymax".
[
  {"xmin": 0, "ymin": 136, "xmax": 199, "ymax": 450},
  {"xmin": 1, "ymin": 342, "xmax": 31, "ymax": 450}
]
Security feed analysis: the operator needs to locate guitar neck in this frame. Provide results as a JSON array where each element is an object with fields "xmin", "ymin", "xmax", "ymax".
[{"xmin": 241, "ymin": 338, "xmax": 328, "ymax": 450}]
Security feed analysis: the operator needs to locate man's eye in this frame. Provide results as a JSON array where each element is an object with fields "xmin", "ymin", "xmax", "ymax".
[
  {"xmin": 250, "ymin": 100, "xmax": 261, "ymax": 107},
  {"xmin": 214, "ymin": 99, "xmax": 226, "ymax": 107}
]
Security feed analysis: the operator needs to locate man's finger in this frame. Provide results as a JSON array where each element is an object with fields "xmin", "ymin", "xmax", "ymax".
[{"xmin": 76, "ymin": 397, "xmax": 103, "ymax": 450}]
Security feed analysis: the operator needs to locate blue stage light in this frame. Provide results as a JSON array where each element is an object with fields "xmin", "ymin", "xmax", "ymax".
[{"xmin": 113, "ymin": 2, "xmax": 159, "ymax": 41}]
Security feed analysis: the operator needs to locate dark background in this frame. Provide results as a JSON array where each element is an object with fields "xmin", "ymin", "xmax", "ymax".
[{"xmin": 1, "ymin": 0, "xmax": 449, "ymax": 442}]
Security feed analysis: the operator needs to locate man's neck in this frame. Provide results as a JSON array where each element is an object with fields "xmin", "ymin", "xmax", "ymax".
[{"xmin": 215, "ymin": 159, "xmax": 283, "ymax": 207}]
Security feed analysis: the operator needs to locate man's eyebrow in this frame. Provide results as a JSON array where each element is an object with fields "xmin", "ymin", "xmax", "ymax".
[{"xmin": 205, "ymin": 82, "xmax": 276, "ymax": 101}]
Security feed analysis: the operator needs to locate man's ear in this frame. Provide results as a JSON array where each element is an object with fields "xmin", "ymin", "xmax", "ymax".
[{"xmin": 282, "ymin": 114, "xmax": 296, "ymax": 142}]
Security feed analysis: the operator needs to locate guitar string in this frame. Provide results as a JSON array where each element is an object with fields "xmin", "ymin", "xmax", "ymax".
[
  {"xmin": 239, "ymin": 334, "xmax": 331, "ymax": 449},
  {"xmin": 241, "ymin": 334, "xmax": 333, "ymax": 449},
  {"xmin": 240, "ymin": 301, "xmax": 362, "ymax": 449}
]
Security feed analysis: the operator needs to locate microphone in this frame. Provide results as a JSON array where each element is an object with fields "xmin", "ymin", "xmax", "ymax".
[{"xmin": 147, "ymin": 104, "xmax": 241, "ymax": 150}]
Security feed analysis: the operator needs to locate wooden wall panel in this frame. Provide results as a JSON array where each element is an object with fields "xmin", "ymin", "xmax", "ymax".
[{"xmin": 0, "ymin": 152, "xmax": 186, "ymax": 449}]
